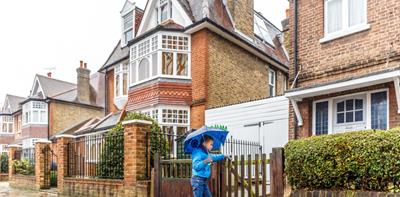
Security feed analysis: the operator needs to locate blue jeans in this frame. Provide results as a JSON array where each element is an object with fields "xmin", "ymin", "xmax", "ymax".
[{"xmin": 191, "ymin": 176, "xmax": 212, "ymax": 197}]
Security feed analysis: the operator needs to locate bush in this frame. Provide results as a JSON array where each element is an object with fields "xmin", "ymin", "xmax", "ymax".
[
  {"xmin": 0, "ymin": 154, "xmax": 8, "ymax": 173},
  {"xmin": 285, "ymin": 128, "xmax": 400, "ymax": 192},
  {"xmin": 13, "ymin": 159, "xmax": 35, "ymax": 175}
]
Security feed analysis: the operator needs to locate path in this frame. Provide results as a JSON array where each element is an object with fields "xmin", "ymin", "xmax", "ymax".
[{"xmin": 0, "ymin": 182, "xmax": 57, "ymax": 197}]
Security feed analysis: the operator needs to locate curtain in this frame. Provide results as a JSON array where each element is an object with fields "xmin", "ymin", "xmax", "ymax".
[
  {"xmin": 349, "ymin": 0, "xmax": 366, "ymax": 26},
  {"xmin": 327, "ymin": 0, "xmax": 343, "ymax": 33}
]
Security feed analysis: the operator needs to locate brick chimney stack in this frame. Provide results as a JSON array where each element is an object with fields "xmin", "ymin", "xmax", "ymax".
[{"xmin": 77, "ymin": 60, "xmax": 91, "ymax": 104}]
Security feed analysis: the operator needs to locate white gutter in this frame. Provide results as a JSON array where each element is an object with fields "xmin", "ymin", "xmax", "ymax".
[{"xmin": 184, "ymin": 21, "xmax": 289, "ymax": 73}]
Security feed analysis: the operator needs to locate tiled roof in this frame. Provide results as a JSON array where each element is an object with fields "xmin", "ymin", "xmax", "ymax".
[
  {"xmin": 101, "ymin": 40, "xmax": 130, "ymax": 71},
  {"xmin": 37, "ymin": 74, "xmax": 76, "ymax": 98},
  {"xmin": 1, "ymin": 94, "xmax": 25, "ymax": 114}
]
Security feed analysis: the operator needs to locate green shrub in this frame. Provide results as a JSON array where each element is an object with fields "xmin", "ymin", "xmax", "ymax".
[
  {"xmin": 1, "ymin": 154, "xmax": 8, "ymax": 173},
  {"xmin": 13, "ymin": 159, "xmax": 35, "ymax": 175},
  {"xmin": 285, "ymin": 128, "xmax": 400, "ymax": 192}
]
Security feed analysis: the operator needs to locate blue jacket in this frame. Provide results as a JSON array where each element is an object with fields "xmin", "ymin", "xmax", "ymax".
[{"xmin": 191, "ymin": 148, "xmax": 225, "ymax": 178}]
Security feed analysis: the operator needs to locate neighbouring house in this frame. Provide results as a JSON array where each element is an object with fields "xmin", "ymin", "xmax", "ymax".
[
  {"xmin": 0, "ymin": 95, "xmax": 25, "ymax": 154},
  {"xmin": 13, "ymin": 62, "xmax": 105, "ymax": 159},
  {"xmin": 285, "ymin": 0, "xmax": 400, "ymax": 139},
  {"xmin": 96, "ymin": 0, "xmax": 289, "ymax": 152}
]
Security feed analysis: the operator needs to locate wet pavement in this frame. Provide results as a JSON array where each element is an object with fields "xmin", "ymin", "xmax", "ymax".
[{"xmin": 0, "ymin": 182, "xmax": 58, "ymax": 197}]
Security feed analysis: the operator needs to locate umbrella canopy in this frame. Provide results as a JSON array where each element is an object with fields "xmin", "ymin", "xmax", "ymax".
[{"xmin": 184, "ymin": 126, "xmax": 229, "ymax": 154}]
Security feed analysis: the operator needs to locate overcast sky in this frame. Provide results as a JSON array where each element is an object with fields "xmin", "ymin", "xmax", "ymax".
[{"xmin": 0, "ymin": 0, "xmax": 288, "ymax": 105}]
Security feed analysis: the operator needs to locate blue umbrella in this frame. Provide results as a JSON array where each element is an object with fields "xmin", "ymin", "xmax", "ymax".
[{"xmin": 184, "ymin": 126, "xmax": 229, "ymax": 154}]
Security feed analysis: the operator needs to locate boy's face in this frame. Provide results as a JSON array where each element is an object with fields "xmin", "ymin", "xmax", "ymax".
[{"xmin": 203, "ymin": 139, "xmax": 214, "ymax": 151}]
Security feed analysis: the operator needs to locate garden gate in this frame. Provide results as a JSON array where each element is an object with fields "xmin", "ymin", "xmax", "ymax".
[{"xmin": 43, "ymin": 145, "xmax": 58, "ymax": 188}]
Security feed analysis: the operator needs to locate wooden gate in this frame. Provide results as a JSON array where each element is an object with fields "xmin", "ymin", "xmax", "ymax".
[{"xmin": 153, "ymin": 153, "xmax": 272, "ymax": 197}]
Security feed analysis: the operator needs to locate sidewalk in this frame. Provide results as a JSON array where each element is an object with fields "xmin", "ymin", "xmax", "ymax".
[{"xmin": 0, "ymin": 182, "xmax": 57, "ymax": 197}]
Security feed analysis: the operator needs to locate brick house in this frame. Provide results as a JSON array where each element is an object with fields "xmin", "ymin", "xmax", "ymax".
[
  {"xmin": 98, "ymin": 0, "xmax": 289, "ymax": 142},
  {"xmin": 285, "ymin": 0, "xmax": 400, "ymax": 139},
  {"xmin": 11, "ymin": 63, "xmax": 105, "ymax": 158},
  {"xmin": 0, "ymin": 95, "xmax": 25, "ymax": 153}
]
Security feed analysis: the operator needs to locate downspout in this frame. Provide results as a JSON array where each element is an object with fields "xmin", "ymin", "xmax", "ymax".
[
  {"xmin": 293, "ymin": 0, "xmax": 299, "ymax": 139},
  {"xmin": 101, "ymin": 68, "xmax": 108, "ymax": 116},
  {"xmin": 47, "ymin": 101, "xmax": 50, "ymax": 140}
]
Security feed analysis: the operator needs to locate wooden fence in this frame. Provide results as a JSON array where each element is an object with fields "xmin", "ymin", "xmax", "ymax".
[{"xmin": 153, "ymin": 149, "xmax": 288, "ymax": 197}]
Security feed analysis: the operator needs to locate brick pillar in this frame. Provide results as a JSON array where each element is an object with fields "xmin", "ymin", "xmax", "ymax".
[
  {"xmin": 122, "ymin": 119, "xmax": 152, "ymax": 197},
  {"xmin": 55, "ymin": 135, "xmax": 74, "ymax": 194},
  {"xmin": 35, "ymin": 140, "xmax": 52, "ymax": 190},
  {"xmin": 7, "ymin": 145, "xmax": 21, "ymax": 180}
]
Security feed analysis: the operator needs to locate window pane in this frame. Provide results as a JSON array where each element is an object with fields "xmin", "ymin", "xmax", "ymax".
[
  {"xmin": 160, "ymin": 4, "xmax": 168, "ymax": 22},
  {"xmin": 327, "ymin": 0, "xmax": 343, "ymax": 33},
  {"xmin": 123, "ymin": 11, "xmax": 133, "ymax": 31},
  {"xmin": 177, "ymin": 53, "xmax": 188, "ymax": 76},
  {"xmin": 337, "ymin": 113, "xmax": 344, "ymax": 124},
  {"xmin": 345, "ymin": 111, "xmax": 353, "ymax": 122},
  {"xmin": 40, "ymin": 111, "xmax": 47, "ymax": 123},
  {"xmin": 337, "ymin": 102, "xmax": 344, "ymax": 112},
  {"xmin": 346, "ymin": 99, "xmax": 354, "ymax": 111},
  {"xmin": 349, "ymin": 0, "xmax": 366, "ymax": 26},
  {"xmin": 355, "ymin": 99, "xmax": 363, "ymax": 110},
  {"xmin": 131, "ymin": 62, "xmax": 137, "ymax": 84},
  {"xmin": 152, "ymin": 53, "xmax": 158, "ymax": 76},
  {"xmin": 32, "ymin": 111, "xmax": 39, "ymax": 122},
  {"xmin": 162, "ymin": 52, "xmax": 174, "ymax": 75},
  {"xmin": 355, "ymin": 111, "xmax": 363, "ymax": 122},
  {"xmin": 138, "ymin": 58, "xmax": 150, "ymax": 81},
  {"xmin": 115, "ymin": 74, "xmax": 120, "ymax": 97},
  {"xmin": 124, "ymin": 29, "xmax": 133, "ymax": 43},
  {"xmin": 123, "ymin": 73, "xmax": 128, "ymax": 95},
  {"xmin": 8, "ymin": 123, "xmax": 13, "ymax": 133},
  {"xmin": 315, "ymin": 101, "xmax": 329, "ymax": 135},
  {"xmin": 371, "ymin": 91, "xmax": 387, "ymax": 130},
  {"xmin": 269, "ymin": 85, "xmax": 275, "ymax": 97}
]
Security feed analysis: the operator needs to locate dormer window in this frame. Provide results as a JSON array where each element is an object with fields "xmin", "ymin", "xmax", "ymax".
[
  {"xmin": 157, "ymin": 0, "xmax": 172, "ymax": 23},
  {"xmin": 123, "ymin": 11, "xmax": 134, "ymax": 45}
]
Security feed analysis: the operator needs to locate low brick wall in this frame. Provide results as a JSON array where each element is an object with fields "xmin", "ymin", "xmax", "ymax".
[
  {"xmin": 9, "ymin": 175, "xmax": 36, "ymax": 190},
  {"xmin": 0, "ymin": 173, "xmax": 8, "ymax": 181},
  {"xmin": 61, "ymin": 178, "xmax": 125, "ymax": 197},
  {"xmin": 292, "ymin": 190, "xmax": 399, "ymax": 197}
]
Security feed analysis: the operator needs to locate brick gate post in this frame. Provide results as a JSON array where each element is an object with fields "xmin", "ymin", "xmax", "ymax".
[
  {"xmin": 35, "ymin": 139, "xmax": 52, "ymax": 190},
  {"xmin": 122, "ymin": 119, "xmax": 152, "ymax": 197},
  {"xmin": 7, "ymin": 145, "xmax": 21, "ymax": 180},
  {"xmin": 55, "ymin": 135, "xmax": 74, "ymax": 194}
]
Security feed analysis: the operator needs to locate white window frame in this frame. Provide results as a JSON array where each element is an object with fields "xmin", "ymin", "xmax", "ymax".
[
  {"xmin": 269, "ymin": 69, "xmax": 276, "ymax": 97},
  {"xmin": 114, "ymin": 64, "xmax": 130, "ymax": 99},
  {"xmin": 22, "ymin": 101, "xmax": 48, "ymax": 126},
  {"xmin": 157, "ymin": 0, "xmax": 172, "ymax": 24},
  {"xmin": 321, "ymin": 0, "xmax": 370, "ymax": 43},
  {"xmin": 312, "ymin": 89, "xmax": 389, "ymax": 135},
  {"xmin": 122, "ymin": 11, "xmax": 134, "ymax": 45},
  {"xmin": 333, "ymin": 95, "xmax": 366, "ymax": 126},
  {"xmin": 85, "ymin": 134, "xmax": 103, "ymax": 163},
  {"xmin": 130, "ymin": 32, "xmax": 191, "ymax": 87},
  {"xmin": 0, "ymin": 144, "xmax": 7, "ymax": 153},
  {"xmin": 0, "ymin": 115, "xmax": 13, "ymax": 134}
]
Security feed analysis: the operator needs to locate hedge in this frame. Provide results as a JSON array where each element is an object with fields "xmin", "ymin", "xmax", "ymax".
[{"xmin": 285, "ymin": 128, "xmax": 400, "ymax": 192}]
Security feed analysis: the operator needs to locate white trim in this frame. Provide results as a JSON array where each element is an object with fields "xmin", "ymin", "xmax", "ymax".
[
  {"xmin": 30, "ymin": 76, "xmax": 45, "ymax": 98},
  {"xmin": 320, "ymin": 24, "xmax": 370, "ymax": 43},
  {"xmin": 291, "ymin": 99, "xmax": 303, "ymax": 126},
  {"xmin": 35, "ymin": 139, "xmax": 51, "ymax": 144},
  {"xmin": 394, "ymin": 78, "xmax": 400, "ymax": 113},
  {"xmin": 285, "ymin": 70, "xmax": 400, "ymax": 99},
  {"xmin": 54, "ymin": 134, "xmax": 77, "ymax": 139},
  {"xmin": 7, "ymin": 144, "xmax": 22, "ymax": 148},
  {"xmin": 312, "ymin": 88, "xmax": 389, "ymax": 135},
  {"xmin": 122, "ymin": 119, "xmax": 152, "ymax": 126}
]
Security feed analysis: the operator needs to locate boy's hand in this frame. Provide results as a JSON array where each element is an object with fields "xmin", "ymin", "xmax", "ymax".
[{"xmin": 203, "ymin": 157, "xmax": 213, "ymax": 164}]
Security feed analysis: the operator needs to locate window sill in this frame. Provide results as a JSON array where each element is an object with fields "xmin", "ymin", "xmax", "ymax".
[
  {"xmin": 320, "ymin": 24, "xmax": 371, "ymax": 43},
  {"xmin": 130, "ymin": 75, "xmax": 191, "ymax": 87}
]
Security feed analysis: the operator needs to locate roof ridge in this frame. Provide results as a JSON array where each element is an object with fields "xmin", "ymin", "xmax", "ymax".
[
  {"xmin": 50, "ymin": 87, "xmax": 77, "ymax": 98},
  {"xmin": 5, "ymin": 94, "xmax": 26, "ymax": 99},
  {"xmin": 36, "ymin": 74, "xmax": 77, "ymax": 86}
]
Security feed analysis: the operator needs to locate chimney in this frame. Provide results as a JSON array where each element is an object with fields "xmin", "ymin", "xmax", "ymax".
[
  {"xmin": 225, "ymin": 0, "xmax": 254, "ymax": 38},
  {"xmin": 77, "ymin": 60, "xmax": 91, "ymax": 104},
  {"xmin": 47, "ymin": 72, "xmax": 52, "ymax": 78}
]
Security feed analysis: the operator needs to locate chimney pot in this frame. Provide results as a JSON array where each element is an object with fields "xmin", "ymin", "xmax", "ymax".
[
  {"xmin": 286, "ymin": 9, "xmax": 290, "ymax": 18},
  {"xmin": 47, "ymin": 72, "xmax": 52, "ymax": 78},
  {"xmin": 84, "ymin": 63, "xmax": 87, "ymax": 69},
  {"xmin": 80, "ymin": 60, "xmax": 84, "ymax": 68}
]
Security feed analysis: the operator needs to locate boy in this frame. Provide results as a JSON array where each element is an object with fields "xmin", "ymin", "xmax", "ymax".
[{"xmin": 191, "ymin": 135, "xmax": 225, "ymax": 197}]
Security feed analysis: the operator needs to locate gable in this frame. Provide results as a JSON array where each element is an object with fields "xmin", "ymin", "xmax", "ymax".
[
  {"xmin": 2, "ymin": 98, "xmax": 10, "ymax": 113},
  {"xmin": 137, "ymin": 0, "xmax": 193, "ymax": 36},
  {"xmin": 30, "ymin": 77, "xmax": 45, "ymax": 99},
  {"xmin": 121, "ymin": 0, "xmax": 134, "ymax": 16}
]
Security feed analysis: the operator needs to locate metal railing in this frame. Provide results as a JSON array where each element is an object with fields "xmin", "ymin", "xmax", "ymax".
[{"xmin": 66, "ymin": 132, "xmax": 124, "ymax": 179}]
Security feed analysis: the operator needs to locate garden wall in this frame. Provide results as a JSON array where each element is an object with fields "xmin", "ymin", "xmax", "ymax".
[
  {"xmin": 61, "ymin": 178, "xmax": 124, "ymax": 196},
  {"xmin": 0, "ymin": 173, "xmax": 8, "ymax": 181},
  {"xmin": 9, "ymin": 175, "xmax": 36, "ymax": 190}
]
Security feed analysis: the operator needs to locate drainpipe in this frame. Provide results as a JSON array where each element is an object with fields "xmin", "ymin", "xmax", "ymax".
[
  {"xmin": 101, "ymin": 69, "xmax": 108, "ymax": 116},
  {"xmin": 293, "ymin": 0, "xmax": 299, "ymax": 139}
]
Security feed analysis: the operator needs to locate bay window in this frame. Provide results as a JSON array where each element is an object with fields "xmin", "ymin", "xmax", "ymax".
[
  {"xmin": 0, "ymin": 115, "xmax": 13, "ymax": 134},
  {"xmin": 114, "ymin": 64, "xmax": 129, "ymax": 98},
  {"xmin": 130, "ymin": 33, "xmax": 191, "ymax": 86},
  {"xmin": 22, "ymin": 101, "xmax": 48, "ymax": 125},
  {"xmin": 322, "ymin": 0, "xmax": 368, "ymax": 42}
]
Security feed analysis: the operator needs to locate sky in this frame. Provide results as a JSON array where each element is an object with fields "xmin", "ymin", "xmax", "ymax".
[{"xmin": 0, "ymin": 0, "xmax": 288, "ymax": 105}]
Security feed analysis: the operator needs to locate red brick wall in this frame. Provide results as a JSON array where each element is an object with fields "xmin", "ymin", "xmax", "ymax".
[
  {"xmin": 106, "ymin": 70, "xmax": 119, "ymax": 114},
  {"xmin": 0, "ymin": 135, "xmax": 14, "ymax": 144},
  {"xmin": 9, "ymin": 175, "xmax": 36, "ymax": 190},
  {"xmin": 287, "ymin": 0, "xmax": 400, "ymax": 88},
  {"xmin": 62, "ymin": 178, "xmax": 124, "ymax": 196},
  {"xmin": 21, "ymin": 124, "xmax": 48, "ymax": 139},
  {"xmin": 126, "ymin": 80, "xmax": 192, "ymax": 111}
]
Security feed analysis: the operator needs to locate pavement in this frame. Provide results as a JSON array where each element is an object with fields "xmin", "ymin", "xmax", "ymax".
[{"xmin": 0, "ymin": 182, "xmax": 58, "ymax": 197}]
